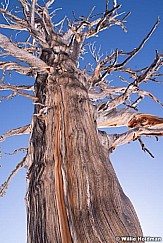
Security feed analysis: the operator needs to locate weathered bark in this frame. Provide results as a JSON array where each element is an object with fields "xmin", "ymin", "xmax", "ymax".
[{"xmin": 26, "ymin": 52, "xmax": 143, "ymax": 243}]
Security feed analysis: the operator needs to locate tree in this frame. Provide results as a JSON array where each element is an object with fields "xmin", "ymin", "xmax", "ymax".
[{"xmin": 0, "ymin": 0, "xmax": 163, "ymax": 242}]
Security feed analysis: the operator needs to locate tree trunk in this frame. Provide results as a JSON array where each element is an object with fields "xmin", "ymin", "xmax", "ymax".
[{"xmin": 26, "ymin": 52, "xmax": 143, "ymax": 242}]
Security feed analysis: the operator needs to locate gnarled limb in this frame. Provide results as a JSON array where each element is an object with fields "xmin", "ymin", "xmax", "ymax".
[
  {"xmin": 98, "ymin": 111, "xmax": 163, "ymax": 156},
  {"xmin": 0, "ymin": 124, "xmax": 31, "ymax": 143},
  {"xmin": 0, "ymin": 23, "xmax": 26, "ymax": 30},
  {"xmin": 97, "ymin": 108, "xmax": 163, "ymax": 128},
  {"xmin": 98, "ymin": 125, "xmax": 163, "ymax": 155},
  {"xmin": 0, "ymin": 33, "xmax": 49, "ymax": 70},
  {"xmin": 108, "ymin": 126, "xmax": 163, "ymax": 152}
]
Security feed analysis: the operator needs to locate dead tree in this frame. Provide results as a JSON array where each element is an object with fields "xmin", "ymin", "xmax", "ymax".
[{"xmin": 0, "ymin": 0, "xmax": 163, "ymax": 242}]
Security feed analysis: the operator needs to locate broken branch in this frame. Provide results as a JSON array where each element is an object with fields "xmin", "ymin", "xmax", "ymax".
[{"xmin": 0, "ymin": 124, "xmax": 31, "ymax": 143}]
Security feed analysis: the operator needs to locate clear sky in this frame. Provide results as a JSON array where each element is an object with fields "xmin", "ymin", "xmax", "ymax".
[{"xmin": 0, "ymin": 0, "xmax": 163, "ymax": 242}]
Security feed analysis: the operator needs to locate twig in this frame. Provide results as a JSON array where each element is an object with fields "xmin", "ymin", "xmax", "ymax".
[
  {"xmin": 0, "ymin": 155, "xmax": 27, "ymax": 197},
  {"xmin": 5, "ymin": 148, "xmax": 27, "ymax": 155},
  {"xmin": 138, "ymin": 137, "xmax": 154, "ymax": 158}
]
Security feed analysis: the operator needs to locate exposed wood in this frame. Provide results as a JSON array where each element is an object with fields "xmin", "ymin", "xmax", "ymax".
[{"xmin": 128, "ymin": 114, "xmax": 163, "ymax": 128}]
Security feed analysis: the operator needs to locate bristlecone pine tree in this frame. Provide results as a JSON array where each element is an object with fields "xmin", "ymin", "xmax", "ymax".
[{"xmin": 0, "ymin": 0, "xmax": 163, "ymax": 242}]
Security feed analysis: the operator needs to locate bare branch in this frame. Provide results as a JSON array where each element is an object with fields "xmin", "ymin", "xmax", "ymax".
[
  {"xmin": 97, "ymin": 108, "xmax": 163, "ymax": 129},
  {"xmin": 0, "ymin": 61, "xmax": 38, "ymax": 76},
  {"xmin": 0, "ymin": 6, "xmax": 49, "ymax": 47},
  {"xmin": 0, "ymin": 124, "xmax": 31, "ymax": 143},
  {"xmin": 0, "ymin": 7, "xmax": 24, "ymax": 22},
  {"xmin": 0, "ymin": 23, "xmax": 26, "ymax": 30},
  {"xmin": 96, "ymin": 52, "xmax": 163, "ymax": 112},
  {"xmin": 45, "ymin": 0, "xmax": 55, "ymax": 9},
  {"xmin": 128, "ymin": 114, "xmax": 163, "ymax": 128},
  {"xmin": 5, "ymin": 147, "xmax": 27, "ymax": 155},
  {"xmin": 86, "ymin": 5, "xmax": 125, "ymax": 38},
  {"xmin": 115, "ymin": 18, "xmax": 160, "ymax": 68},
  {"xmin": 30, "ymin": 0, "xmax": 37, "ymax": 28},
  {"xmin": 108, "ymin": 126, "xmax": 163, "ymax": 152},
  {"xmin": 138, "ymin": 137, "xmax": 154, "ymax": 158},
  {"xmin": 0, "ymin": 33, "xmax": 49, "ymax": 71},
  {"xmin": 113, "ymin": 0, "xmax": 117, "ymax": 8},
  {"xmin": 0, "ymin": 91, "xmax": 17, "ymax": 101},
  {"xmin": 0, "ymin": 155, "xmax": 27, "ymax": 197},
  {"xmin": 97, "ymin": 108, "xmax": 136, "ymax": 128},
  {"xmin": 98, "ymin": 123, "xmax": 163, "ymax": 156},
  {"xmin": 0, "ymin": 83, "xmax": 37, "ymax": 100},
  {"xmin": 88, "ymin": 19, "xmax": 160, "ymax": 87},
  {"xmin": 106, "ymin": 0, "xmax": 109, "ymax": 12},
  {"xmin": 89, "ymin": 84, "xmax": 163, "ymax": 111}
]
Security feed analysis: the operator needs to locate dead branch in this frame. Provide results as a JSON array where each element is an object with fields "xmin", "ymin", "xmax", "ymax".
[
  {"xmin": 88, "ymin": 19, "xmax": 160, "ymax": 86},
  {"xmin": 138, "ymin": 137, "xmax": 154, "ymax": 158},
  {"xmin": 0, "ymin": 61, "xmax": 38, "ymax": 76},
  {"xmin": 45, "ymin": 0, "xmax": 55, "ymax": 9},
  {"xmin": 0, "ymin": 33, "xmax": 49, "ymax": 71},
  {"xmin": 5, "ymin": 147, "xmax": 28, "ymax": 155},
  {"xmin": 0, "ymin": 83, "xmax": 37, "ymax": 100},
  {"xmin": 0, "ymin": 23, "xmax": 26, "ymax": 30},
  {"xmin": 97, "ymin": 108, "xmax": 136, "ymax": 128},
  {"xmin": 0, "ymin": 7, "xmax": 49, "ymax": 48},
  {"xmin": 0, "ymin": 92, "xmax": 17, "ymax": 101},
  {"xmin": 30, "ymin": 0, "xmax": 36, "ymax": 28},
  {"xmin": 108, "ymin": 126, "xmax": 163, "ymax": 152},
  {"xmin": 0, "ymin": 124, "xmax": 31, "ymax": 143},
  {"xmin": 115, "ymin": 18, "xmax": 160, "ymax": 69},
  {"xmin": 64, "ymin": 3, "xmax": 128, "ymax": 53},
  {"xmin": 0, "ymin": 7, "xmax": 24, "ymax": 23},
  {"xmin": 98, "ymin": 125, "xmax": 163, "ymax": 155},
  {"xmin": 97, "ymin": 108, "xmax": 163, "ymax": 129},
  {"xmin": 95, "ymin": 52, "xmax": 163, "ymax": 112},
  {"xmin": 89, "ymin": 84, "xmax": 163, "ymax": 111},
  {"xmin": 0, "ymin": 155, "xmax": 27, "ymax": 197},
  {"xmin": 128, "ymin": 114, "xmax": 163, "ymax": 128},
  {"xmin": 86, "ymin": 5, "xmax": 126, "ymax": 38}
]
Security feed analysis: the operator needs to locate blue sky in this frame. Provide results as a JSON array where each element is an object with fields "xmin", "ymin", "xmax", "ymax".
[{"xmin": 0, "ymin": 0, "xmax": 163, "ymax": 242}]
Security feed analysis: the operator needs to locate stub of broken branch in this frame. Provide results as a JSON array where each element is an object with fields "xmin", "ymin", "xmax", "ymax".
[{"xmin": 128, "ymin": 114, "xmax": 163, "ymax": 128}]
